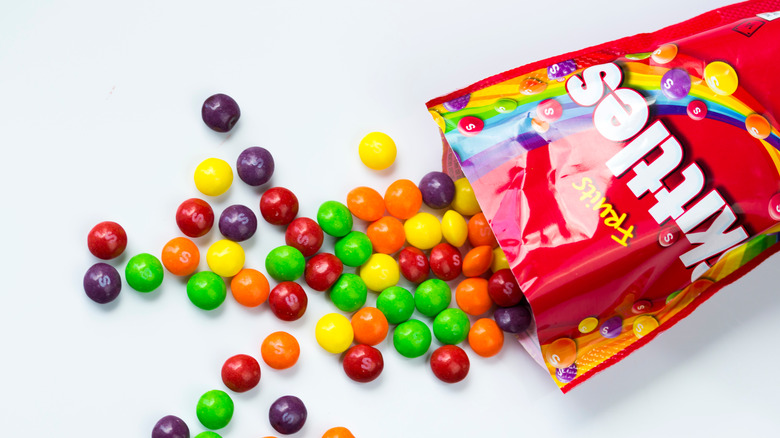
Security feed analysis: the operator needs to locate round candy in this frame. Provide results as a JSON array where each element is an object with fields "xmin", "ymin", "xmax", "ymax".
[
  {"xmin": 329, "ymin": 273, "xmax": 367, "ymax": 312},
  {"xmin": 419, "ymin": 171, "xmax": 455, "ymax": 209},
  {"xmin": 268, "ymin": 282, "xmax": 308, "ymax": 321},
  {"xmin": 236, "ymin": 146, "xmax": 274, "ymax": 186},
  {"xmin": 687, "ymin": 100, "xmax": 707, "ymax": 121},
  {"xmin": 317, "ymin": 201, "xmax": 353, "ymax": 237},
  {"xmin": 260, "ymin": 187, "xmax": 299, "ymax": 226},
  {"xmin": 87, "ymin": 221, "xmax": 127, "ymax": 260},
  {"xmin": 440, "ymin": 212, "xmax": 467, "ymax": 250},
  {"xmin": 651, "ymin": 43, "xmax": 677, "ymax": 64},
  {"xmin": 404, "ymin": 212, "xmax": 442, "ymax": 250},
  {"xmin": 429, "ymin": 243, "xmax": 462, "ymax": 281},
  {"xmin": 366, "ymin": 216, "xmax": 405, "ymax": 254},
  {"xmin": 660, "ymin": 68, "xmax": 691, "ymax": 100},
  {"xmin": 543, "ymin": 337, "xmax": 577, "ymax": 368},
  {"xmin": 398, "ymin": 246, "xmax": 429, "ymax": 283},
  {"xmin": 187, "ymin": 271, "xmax": 227, "ymax": 310},
  {"xmin": 343, "ymin": 344, "xmax": 384, "ymax": 383},
  {"xmin": 520, "ymin": 77, "xmax": 547, "ymax": 95},
  {"xmin": 230, "ymin": 269, "xmax": 270, "ymax": 307},
  {"xmin": 451, "ymin": 178, "xmax": 480, "ymax": 216},
  {"xmin": 631, "ymin": 299, "xmax": 653, "ymax": 314},
  {"xmin": 83, "ymin": 263, "xmax": 121, "ymax": 304},
  {"xmin": 633, "ymin": 315, "xmax": 659, "ymax": 338},
  {"xmin": 658, "ymin": 225, "xmax": 679, "ymax": 247},
  {"xmin": 433, "ymin": 308, "xmax": 471, "ymax": 344},
  {"xmin": 265, "ymin": 245, "xmax": 305, "ymax": 281},
  {"xmin": 152, "ymin": 415, "xmax": 190, "ymax": 438},
  {"xmin": 384, "ymin": 179, "xmax": 423, "ymax": 220},
  {"xmin": 393, "ymin": 319, "xmax": 432, "ymax": 358},
  {"xmin": 323, "ymin": 427, "xmax": 355, "ymax": 438},
  {"xmin": 194, "ymin": 433, "xmax": 221, "ymax": 438},
  {"xmin": 547, "ymin": 59, "xmax": 577, "ymax": 79},
  {"xmin": 769, "ymin": 193, "xmax": 780, "ymax": 221},
  {"xmin": 468, "ymin": 318, "xmax": 504, "ymax": 358},
  {"xmin": 202, "ymin": 93, "xmax": 240, "ymax": 132},
  {"xmin": 194, "ymin": 158, "xmax": 233, "ymax": 197},
  {"xmin": 284, "ymin": 217, "xmax": 324, "ymax": 258},
  {"xmin": 531, "ymin": 118, "xmax": 549, "ymax": 134},
  {"xmin": 269, "ymin": 396, "xmax": 307, "ymax": 435},
  {"xmin": 494, "ymin": 98, "xmax": 518, "ymax": 113},
  {"xmin": 315, "ymin": 313, "xmax": 354, "ymax": 354},
  {"xmin": 358, "ymin": 132, "xmax": 397, "ymax": 170},
  {"xmin": 599, "ymin": 316, "xmax": 623, "ymax": 338},
  {"xmin": 334, "ymin": 231, "xmax": 373, "ymax": 267},
  {"xmin": 578, "ymin": 317, "xmax": 599, "ymax": 333},
  {"xmin": 493, "ymin": 304, "xmax": 532, "ymax": 333},
  {"xmin": 536, "ymin": 99, "xmax": 563, "ymax": 123},
  {"xmin": 162, "ymin": 237, "xmax": 200, "ymax": 276},
  {"xmin": 457, "ymin": 116, "xmax": 483, "ymax": 136},
  {"xmin": 346, "ymin": 186, "xmax": 385, "ymax": 222},
  {"xmin": 491, "ymin": 247, "xmax": 510, "ymax": 272},
  {"xmin": 430, "ymin": 345, "xmax": 470, "ymax": 383},
  {"xmin": 456, "ymin": 278, "xmax": 492, "ymax": 316},
  {"xmin": 206, "ymin": 240, "xmax": 245, "ymax": 277},
  {"xmin": 196, "ymin": 390, "xmax": 234, "ymax": 430},
  {"xmin": 704, "ymin": 61, "xmax": 738, "ymax": 96},
  {"xmin": 556, "ymin": 363, "xmax": 578, "ymax": 384},
  {"xmin": 351, "ymin": 307, "xmax": 389, "ymax": 346},
  {"xmin": 221, "ymin": 354, "xmax": 261, "ymax": 393},
  {"xmin": 487, "ymin": 269, "xmax": 523, "ymax": 307},
  {"xmin": 125, "ymin": 253, "xmax": 164, "ymax": 293},
  {"xmin": 746, "ymin": 113, "xmax": 771, "ymax": 140},
  {"xmin": 359, "ymin": 253, "xmax": 399, "ymax": 292},
  {"xmin": 468, "ymin": 213, "xmax": 497, "ymax": 248},
  {"xmin": 261, "ymin": 331, "xmax": 300, "ymax": 370},
  {"xmin": 176, "ymin": 198, "xmax": 215, "ymax": 238},
  {"xmin": 461, "ymin": 245, "xmax": 493, "ymax": 277},
  {"xmin": 304, "ymin": 253, "xmax": 343, "ymax": 291},
  {"xmin": 218, "ymin": 205, "xmax": 257, "ymax": 242},
  {"xmin": 443, "ymin": 94, "xmax": 470, "ymax": 112},
  {"xmin": 376, "ymin": 286, "xmax": 415, "ymax": 325},
  {"xmin": 414, "ymin": 279, "xmax": 451, "ymax": 317}
]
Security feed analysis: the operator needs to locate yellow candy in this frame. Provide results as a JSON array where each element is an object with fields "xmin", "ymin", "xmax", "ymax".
[
  {"xmin": 441, "ymin": 210, "xmax": 468, "ymax": 247},
  {"xmin": 746, "ymin": 114, "xmax": 771, "ymax": 140},
  {"xmin": 206, "ymin": 239, "xmax": 245, "ymax": 277},
  {"xmin": 452, "ymin": 178, "xmax": 481, "ymax": 216},
  {"xmin": 490, "ymin": 247, "xmax": 510, "ymax": 272},
  {"xmin": 315, "ymin": 313, "xmax": 354, "ymax": 354},
  {"xmin": 578, "ymin": 317, "xmax": 599, "ymax": 334},
  {"xmin": 632, "ymin": 315, "xmax": 659, "ymax": 338},
  {"xmin": 403, "ymin": 212, "xmax": 442, "ymax": 250},
  {"xmin": 194, "ymin": 158, "xmax": 233, "ymax": 197},
  {"xmin": 359, "ymin": 253, "xmax": 400, "ymax": 292},
  {"xmin": 358, "ymin": 132, "xmax": 397, "ymax": 170},
  {"xmin": 704, "ymin": 61, "xmax": 738, "ymax": 96}
]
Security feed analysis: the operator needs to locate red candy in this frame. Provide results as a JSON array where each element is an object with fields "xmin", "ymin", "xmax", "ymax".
[
  {"xmin": 176, "ymin": 198, "xmax": 215, "ymax": 238},
  {"xmin": 457, "ymin": 116, "xmax": 483, "ymax": 136},
  {"xmin": 398, "ymin": 246, "xmax": 429, "ymax": 283},
  {"xmin": 221, "ymin": 354, "xmax": 261, "ymax": 393},
  {"xmin": 430, "ymin": 345, "xmax": 470, "ymax": 383},
  {"xmin": 536, "ymin": 99, "xmax": 563, "ymax": 123},
  {"xmin": 304, "ymin": 253, "xmax": 343, "ymax": 291},
  {"xmin": 342, "ymin": 344, "xmax": 384, "ymax": 383},
  {"xmin": 487, "ymin": 269, "xmax": 524, "ymax": 307},
  {"xmin": 429, "ymin": 243, "xmax": 462, "ymax": 281},
  {"xmin": 285, "ymin": 217, "xmax": 324, "ymax": 257},
  {"xmin": 87, "ymin": 221, "xmax": 127, "ymax": 260},
  {"xmin": 687, "ymin": 100, "xmax": 707, "ymax": 121},
  {"xmin": 268, "ymin": 281, "xmax": 308, "ymax": 321},
  {"xmin": 260, "ymin": 187, "xmax": 299, "ymax": 226}
]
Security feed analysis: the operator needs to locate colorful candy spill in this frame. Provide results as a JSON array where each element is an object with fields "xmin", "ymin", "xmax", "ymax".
[
  {"xmin": 187, "ymin": 271, "xmax": 227, "ymax": 310},
  {"xmin": 432, "ymin": 308, "xmax": 470, "ymax": 345},
  {"xmin": 414, "ymin": 279, "xmax": 451, "ymax": 317},
  {"xmin": 384, "ymin": 179, "xmax": 423, "ymax": 220},
  {"xmin": 430, "ymin": 345, "xmax": 470, "ymax": 383},
  {"xmin": 236, "ymin": 146, "xmax": 274, "ymax": 186},
  {"xmin": 176, "ymin": 198, "xmax": 215, "ymax": 238},
  {"xmin": 334, "ymin": 231, "xmax": 373, "ymax": 267},
  {"xmin": 162, "ymin": 237, "xmax": 200, "ymax": 276},
  {"xmin": 343, "ymin": 344, "xmax": 384, "ymax": 383},
  {"xmin": 221, "ymin": 354, "xmax": 261, "ymax": 393},
  {"xmin": 206, "ymin": 240, "xmax": 245, "ymax": 277},
  {"xmin": 428, "ymin": 243, "xmax": 462, "ymax": 281},
  {"xmin": 260, "ymin": 187, "xmax": 299, "ymax": 226},
  {"xmin": 285, "ymin": 217, "xmax": 325, "ymax": 257},
  {"xmin": 303, "ymin": 253, "xmax": 343, "ymax": 291},
  {"xmin": 125, "ymin": 253, "xmax": 164, "ymax": 292},
  {"xmin": 265, "ymin": 245, "xmax": 305, "ymax": 281},
  {"xmin": 329, "ymin": 273, "xmax": 368, "ymax": 312},
  {"xmin": 493, "ymin": 305, "xmax": 531, "ymax": 333},
  {"xmin": 366, "ymin": 216, "xmax": 405, "ymax": 254},
  {"xmin": 467, "ymin": 318, "xmax": 503, "ymax": 358},
  {"xmin": 397, "ymin": 246, "xmax": 429, "ymax": 283},
  {"xmin": 376, "ymin": 286, "xmax": 415, "ymax": 325},
  {"xmin": 346, "ymin": 186, "xmax": 385, "ymax": 222},
  {"xmin": 455, "ymin": 278, "xmax": 492, "ymax": 316},
  {"xmin": 393, "ymin": 319, "xmax": 432, "ymax": 358},
  {"xmin": 230, "ymin": 268, "xmax": 270, "ymax": 307},
  {"xmin": 315, "ymin": 313, "xmax": 354, "ymax": 354},
  {"xmin": 317, "ymin": 200, "xmax": 353, "ymax": 237},
  {"xmin": 451, "ymin": 178, "xmax": 480, "ymax": 216},
  {"xmin": 268, "ymin": 282, "xmax": 308, "ymax": 321},
  {"xmin": 218, "ymin": 204, "xmax": 257, "ymax": 242},
  {"xmin": 359, "ymin": 253, "xmax": 399, "ymax": 292},
  {"xmin": 261, "ymin": 331, "xmax": 300, "ymax": 370},
  {"xmin": 419, "ymin": 171, "xmax": 455, "ymax": 209}
]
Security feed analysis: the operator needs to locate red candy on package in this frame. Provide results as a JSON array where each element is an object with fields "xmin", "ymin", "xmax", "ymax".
[{"xmin": 427, "ymin": 0, "xmax": 780, "ymax": 392}]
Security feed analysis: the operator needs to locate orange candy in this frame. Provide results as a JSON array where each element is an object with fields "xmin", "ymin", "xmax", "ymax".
[
  {"xmin": 366, "ymin": 216, "xmax": 406, "ymax": 254},
  {"xmin": 323, "ymin": 427, "xmax": 355, "ymax": 438},
  {"xmin": 261, "ymin": 331, "xmax": 300, "ymax": 370},
  {"xmin": 462, "ymin": 245, "xmax": 494, "ymax": 278},
  {"xmin": 468, "ymin": 318, "xmax": 504, "ymax": 357},
  {"xmin": 455, "ymin": 278, "xmax": 493, "ymax": 315},
  {"xmin": 651, "ymin": 43, "xmax": 677, "ymax": 64},
  {"xmin": 346, "ymin": 186, "xmax": 385, "ymax": 222},
  {"xmin": 384, "ymin": 179, "xmax": 422, "ymax": 220},
  {"xmin": 351, "ymin": 307, "xmax": 389, "ymax": 346},
  {"xmin": 543, "ymin": 337, "xmax": 577, "ymax": 369},
  {"xmin": 161, "ymin": 237, "xmax": 200, "ymax": 276},
  {"xmin": 468, "ymin": 213, "xmax": 498, "ymax": 248},
  {"xmin": 746, "ymin": 113, "xmax": 771, "ymax": 140},
  {"xmin": 230, "ymin": 268, "xmax": 270, "ymax": 307}
]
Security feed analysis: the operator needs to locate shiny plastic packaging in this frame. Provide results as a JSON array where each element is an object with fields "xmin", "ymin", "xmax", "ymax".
[{"xmin": 427, "ymin": 0, "xmax": 780, "ymax": 392}]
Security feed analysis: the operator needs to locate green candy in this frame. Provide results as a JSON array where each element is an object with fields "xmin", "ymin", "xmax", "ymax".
[
  {"xmin": 414, "ymin": 279, "xmax": 451, "ymax": 317},
  {"xmin": 433, "ymin": 308, "xmax": 471, "ymax": 344},
  {"xmin": 329, "ymin": 273, "xmax": 367, "ymax": 312},
  {"xmin": 335, "ymin": 231, "xmax": 373, "ymax": 267},
  {"xmin": 317, "ymin": 200, "xmax": 353, "ymax": 237},
  {"xmin": 125, "ymin": 253, "xmax": 164, "ymax": 292},
  {"xmin": 187, "ymin": 271, "xmax": 227, "ymax": 310},
  {"xmin": 393, "ymin": 319, "xmax": 432, "ymax": 358},
  {"xmin": 196, "ymin": 389, "xmax": 234, "ymax": 430},
  {"xmin": 376, "ymin": 286, "xmax": 415, "ymax": 325},
  {"xmin": 195, "ymin": 433, "xmax": 222, "ymax": 438},
  {"xmin": 265, "ymin": 245, "xmax": 305, "ymax": 281}
]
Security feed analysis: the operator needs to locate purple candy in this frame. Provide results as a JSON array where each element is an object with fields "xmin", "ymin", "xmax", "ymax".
[
  {"xmin": 419, "ymin": 171, "xmax": 456, "ymax": 209},
  {"xmin": 547, "ymin": 60, "xmax": 577, "ymax": 80},
  {"xmin": 555, "ymin": 363, "xmax": 577, "ymax": 384},
  {"xmin": 493, "ymin": 305, "xmax": 532, "ymax": 333},
  {"xmin": 269, "ymin": 395, "xmax": 307, "ymax": 435},
  {"xmin": 218, "ymin": 204, "xmax": 258, "ymax": 242},
  {"xmin": 83, "ymin": 263, "xmax": 121, "ymax": 304},
  {"xmin": 660, "ymin": 69, "xmax": 691, "ymax": 100},
  {"xmin": 152, "ymin": 415, "xmax": 190, "ymax": 438},
  {"xmin": 237, "ymin": 146, "xmax": 275, "ymax": 187},
  {"xmin": 599, "ymin": 316, "xmax": 623, "ymax": 338},
  {"xmin": 443, "ymin": 94, "xmax": 470, "ymax": 112},
  {"xmin": 202, "ymin": 93, "xmax": 241, "ymax": 133}
]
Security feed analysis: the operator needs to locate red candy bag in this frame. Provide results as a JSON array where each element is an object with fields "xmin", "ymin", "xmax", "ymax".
[{"xmin": 426, "ymin": 0, "xmax": 780, "ymax": 392}]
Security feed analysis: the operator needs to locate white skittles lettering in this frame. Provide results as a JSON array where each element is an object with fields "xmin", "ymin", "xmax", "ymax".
[
  {"xmin": 98, "ymin": 275, "xmax": 111, "ymax": 287},
  {"xmin": 105, "ymin": 232, "xmax": 117, "ymax": 242},
  {"xmin": 237, "ymin": 213, "xmax": 249, "ymax": 225},
  {"xmin": 179, "ymin": 251, "xmax": 191, "ymax": 264},
  {"xmin": 544, "ymin": 107, "xmax": 555, "ymax": 116},
  {"xmin": 663, "ymin": 78, "xmax": 674, "ymax": 89},
  {"xmin": 285, "ymin": 294, "xmax": 299, "ymax": 306},
  {"xmin": 192, "ymin": 213, "xmax": 205, "ymax": 224},
  {"xmin": 361, "ymin": 357, "xmax": 373, "ymax": 371},
  {"xmin": 465, "ymin": 123, "xmax": 477, "ymax": 131}
]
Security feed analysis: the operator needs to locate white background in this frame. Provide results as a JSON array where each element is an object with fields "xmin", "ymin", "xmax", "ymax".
[{"xmin": 2, "ymin": 0, "xmax": 780, "ymax": 437}]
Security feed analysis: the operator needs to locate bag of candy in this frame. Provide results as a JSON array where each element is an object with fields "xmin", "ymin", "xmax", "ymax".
[{"xmin": 426, "ymin": 0, "xmax": 780, "ymax": 392}]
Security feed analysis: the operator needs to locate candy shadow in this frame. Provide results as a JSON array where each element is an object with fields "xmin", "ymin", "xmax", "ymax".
[
  {"xmin": 93, "ymin": 294, "xmax": 122, "ymax": 312},
  {"xmin": 133, "ymin": 288, "xmax": 164, "ymax": 303}
]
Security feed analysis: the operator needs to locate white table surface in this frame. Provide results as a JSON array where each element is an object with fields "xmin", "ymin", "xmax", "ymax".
[{"xmin": 2, "ymin": 0, "xmax": 780, "ymax": 436}]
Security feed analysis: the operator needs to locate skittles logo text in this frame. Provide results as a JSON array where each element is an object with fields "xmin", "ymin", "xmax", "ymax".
[{"xmin": 565, "ymin": 63, "xmax": 749, "ymax": 280}]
